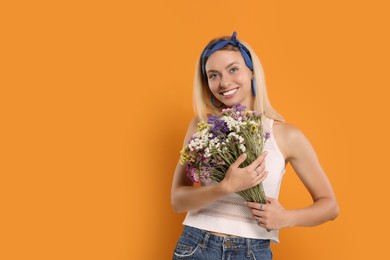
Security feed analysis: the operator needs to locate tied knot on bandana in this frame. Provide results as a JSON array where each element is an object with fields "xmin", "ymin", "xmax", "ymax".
[
  {"xmin": 230, "ymin": 32, "xmax": 244, "ymax": 50},
  {"xmin": 201, "ymin": 31, "xmax": 253, "ymax": 83}
]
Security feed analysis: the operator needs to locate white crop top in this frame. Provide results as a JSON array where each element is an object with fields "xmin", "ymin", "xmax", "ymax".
[{"xmin": 182, "ymin": 117, "xmax": 286, "ymax": 243}]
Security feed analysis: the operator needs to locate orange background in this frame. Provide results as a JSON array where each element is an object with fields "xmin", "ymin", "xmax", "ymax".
[{"xmin": 1, "ymin": 0, "xmax": 389, "ymax": 259}]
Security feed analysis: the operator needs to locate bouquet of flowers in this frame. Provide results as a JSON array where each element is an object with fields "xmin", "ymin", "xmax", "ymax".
[{"xmin": 180, "ymin": 104, "xmax": 270, "ymax": 203}]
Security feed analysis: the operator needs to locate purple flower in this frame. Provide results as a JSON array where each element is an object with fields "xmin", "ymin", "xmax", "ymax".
[
  {"xmin": 186, "ymin": 164, "xmax": 199, "ymax": 183},
  {"xmin": 264, "ymin": 131, "xmax": 271, "ymax": 140},
  {"xmin": 231, "ymin": 103, "xmax": 247, "ymax": 112},
  {"xmin": 200, "ymin": 168, "xmax": 212, "ymax": 183},
  {"xmin": 221, "ymin": 104, "xmax": 248, "ymax": 120},
  {"xmin": 254, "ymin": 111, "xmax": 263, "ymax": 117},
  {"xmin": 208, "ymin": 115, "xmax": 229, "ymax": 137}
]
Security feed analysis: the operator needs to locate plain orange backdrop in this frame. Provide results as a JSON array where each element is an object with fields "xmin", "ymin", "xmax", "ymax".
[{"xmin": 1, "ymin": 0, "xmax": 390, "ymax": 259}]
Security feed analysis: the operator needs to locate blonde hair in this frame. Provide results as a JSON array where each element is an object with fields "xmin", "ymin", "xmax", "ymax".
[{"xmin": 193, "ymin": 36, "xmax": 285, "ymax": 123}]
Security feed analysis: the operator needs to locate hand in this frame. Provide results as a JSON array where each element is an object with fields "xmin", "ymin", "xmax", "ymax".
[
  {"xmin": 220, "ymin": 151, "xmax": 268, "ymax": 194},
  {"xmin": 246, "ymin": 197, "xmax": 290, "ymax": 231}
]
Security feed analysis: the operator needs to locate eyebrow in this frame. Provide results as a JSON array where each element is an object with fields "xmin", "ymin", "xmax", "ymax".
[{"xmin": 207, "ymin": 62, "xmax": 239, "ymax": 74}]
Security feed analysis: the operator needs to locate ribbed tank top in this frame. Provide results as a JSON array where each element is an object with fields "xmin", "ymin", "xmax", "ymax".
[{"xmin": 182, "ymin": 117, "xmax": 286, "ymax": 243}]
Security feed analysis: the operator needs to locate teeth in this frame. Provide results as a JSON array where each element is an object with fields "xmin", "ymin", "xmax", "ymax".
[{"xmin": 222, "ymin": 88, "xmax": 238, "ymax": 96}]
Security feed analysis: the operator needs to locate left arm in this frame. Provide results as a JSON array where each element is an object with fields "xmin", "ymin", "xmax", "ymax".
[{"xmin": 247, "ymin": 123, "xmax": 339, "ymax": 230}]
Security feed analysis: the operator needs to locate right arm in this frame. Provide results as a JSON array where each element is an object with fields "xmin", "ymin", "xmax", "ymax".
[{"xmin": 171, "ymin": 117, "xmax": 269, "ymax": 213}]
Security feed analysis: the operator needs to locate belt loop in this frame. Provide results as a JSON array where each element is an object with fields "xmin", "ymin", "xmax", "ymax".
[
  {"xmin": 246, "ymin": 238, "xmax": 251, "ymax": 257},
  {"xmin": 200, "ymin": 232, "xmax": 210, "ymax": 250}
]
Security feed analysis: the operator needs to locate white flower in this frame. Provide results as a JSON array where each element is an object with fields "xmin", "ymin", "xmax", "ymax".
[
  {"xmin": 222, "ymin": 116, "xmax": 247, "ymax": 133},
  {"xmin": 227, "ymin": 132, "xmax": 245, "ymax": 149},
  {"xmin": 189, "ymin": 129, "xmax": 209, "ymax": 151},
  {"xmin": 204, "ymin": 148, "xmax": 211, "ymax": 158}
]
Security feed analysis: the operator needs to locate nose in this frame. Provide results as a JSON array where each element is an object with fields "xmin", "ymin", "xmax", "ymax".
[{"xmin": 220, "ymin": 74, "xmax": 232, "ymax": 88}]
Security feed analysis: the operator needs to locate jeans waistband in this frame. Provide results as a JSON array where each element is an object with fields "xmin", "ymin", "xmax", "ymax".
[{"xmin": 182, "ymin": 225, "xmax": 270, "ymax": 251}]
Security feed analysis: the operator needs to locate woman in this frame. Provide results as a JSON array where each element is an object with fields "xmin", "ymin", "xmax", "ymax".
[{"xmin": 171, "ymin": 32, "xmax": 339, "ymax": 259}]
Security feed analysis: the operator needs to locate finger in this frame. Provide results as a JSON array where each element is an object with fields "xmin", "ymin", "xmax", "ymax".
[
  {"xmin": 253, "ymin": 170, "xmax": 268, "ymax": 179},
  {"xmin": 254, "ymin": 163, "xmax": 265, "ymax": 175},
  {"xmin": 253, "ymin": 211, "xmax": 264, "ymax": 220},
  {"xmin": 231, "ymin": 153, "xmax": 247, "ymax": 168},
  {"xmin": 250, "ymin": 206, "xmax": 266, "ymax": 215},
  {"xmin": 249, "ymin": 151, "xmax": 268, "ymax": 171},
  {"xmin": 253, "ymin": 205, "xmax": 266, "ymax": 214},
  {"xmin": 255, "ymin": 218, "xmax": 271, "ymax": 232},
  {"xmin": 266, "ymin": 197, "xmax": 276, "ymax": 204},
  {"xmin": 252, "ymin": 166, "xmax": 266, "ymax": 178},
  {"xmin": 258, "ymin": 224, "xmax": 271, "ymax": 232},
  {"xmin": 253, "ymin": 162, "xmax": 266, "ymax": 174},
  {"xmin": 245, "ymin": 201, "xmax": 260, "ymax": 209},
  {"xmin": 254, "ymin": 170, "xmax": 268, "ymax": 182},
  {"xmin": 261, "ymin": 225, "xmax": 271, "ymax": 232},
  {"xmin": 255, "ymin": 217, "xmax": 271, "ymax": 232}
]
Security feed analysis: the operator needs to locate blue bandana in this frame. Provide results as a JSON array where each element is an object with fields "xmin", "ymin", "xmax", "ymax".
[{"xmin": 201, "ymin": 31, "xmax": 253, "ymax": 83}]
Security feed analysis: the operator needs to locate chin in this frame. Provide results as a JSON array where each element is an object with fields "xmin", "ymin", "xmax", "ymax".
[{"xmin": 222, "ymin": 98, "xmax": 242, "ymax": 107}]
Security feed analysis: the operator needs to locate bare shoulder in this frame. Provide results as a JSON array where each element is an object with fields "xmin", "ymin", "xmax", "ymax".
[
  {"xmin": 182, "ymin": 116, "xmax": 201, "ymax": 146},
  {"xmin": 272, "ymin": 120, "xmax": 309, "ymax": 160}
]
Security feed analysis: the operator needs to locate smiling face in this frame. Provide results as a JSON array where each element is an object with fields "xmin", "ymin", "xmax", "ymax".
[{"xmin": 205, "ymin": 50, "xmax": 254, "ymax": 109}]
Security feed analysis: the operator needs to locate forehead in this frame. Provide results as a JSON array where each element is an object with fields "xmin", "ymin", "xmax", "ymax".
[{"xmin": 205, "ymin": 50, "xmax": 245, "ymax": 70}]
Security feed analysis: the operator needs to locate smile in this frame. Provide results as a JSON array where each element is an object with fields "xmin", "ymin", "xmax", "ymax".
[{"xmin": 221, "ymin": 88, "xmax": 238, "ymax": 96}]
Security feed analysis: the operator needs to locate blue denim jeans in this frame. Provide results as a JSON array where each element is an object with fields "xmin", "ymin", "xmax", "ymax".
[{"xmin": 172, "ymin": 226, "xmax": 272, "ymax": 260}]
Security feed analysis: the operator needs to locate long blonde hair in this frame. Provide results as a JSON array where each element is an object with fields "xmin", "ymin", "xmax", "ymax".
[{"xmin": 193, "ymin": 35, "xmax": 285, "ymax": 123}]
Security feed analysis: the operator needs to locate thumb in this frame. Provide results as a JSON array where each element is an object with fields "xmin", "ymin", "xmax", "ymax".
[
  {"xmin": 231, "ymin": 153, "xmax": 247, "ymax": 168},
  {"xmin": 266, "ymin": 197, "xmax": 276, "ymax": 204}
]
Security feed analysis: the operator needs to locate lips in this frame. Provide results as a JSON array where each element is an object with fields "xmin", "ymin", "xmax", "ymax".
[{"xmin": 221, "ymin": 88, "xmax": 238, "ymax": 96}]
